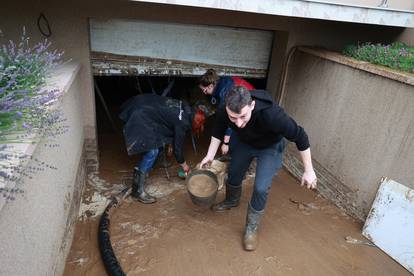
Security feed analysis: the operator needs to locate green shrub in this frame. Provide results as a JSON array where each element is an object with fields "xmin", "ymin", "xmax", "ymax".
[{"xmin": 343, "ymin": 42, "xmax": 414, "ymax": 73}]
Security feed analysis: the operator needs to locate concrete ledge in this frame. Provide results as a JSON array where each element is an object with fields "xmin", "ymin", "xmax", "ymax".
[
  {"xmin": 298, "ymin": 46, "xmax": 414, "ymax": 86},
  {"xmin": 0, "ymin": 62, "xmax": 81, "ymax": 212},
  {"xmin": 0, "ymin": 62, "xmax": 86, "ymax": 275},
  {"xmin": 133, "ymin": 0, "xmax": 414, "ymax": 27}
]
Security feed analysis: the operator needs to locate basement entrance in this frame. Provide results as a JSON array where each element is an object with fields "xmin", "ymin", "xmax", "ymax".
[
  {"xmin": 63, "ymin": 19, "xmax": 410, "ymax": 276},
  {"xmin": 63, "ymin": 106, "xmax": 408, "ymax": 275},
  {"xmin": 63, "ymin": 75, "xmax": 409, "ymax": 276},
  {"xmin": 92, "ymin": 75, "xmax": 267, "ymax": 133}
]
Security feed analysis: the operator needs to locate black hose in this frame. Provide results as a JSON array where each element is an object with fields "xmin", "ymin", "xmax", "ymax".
[{"xmin": 98, "ymin": 188, "xmax": 130, "ymax": 276}]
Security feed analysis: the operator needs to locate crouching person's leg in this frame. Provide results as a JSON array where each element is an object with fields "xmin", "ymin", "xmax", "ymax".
[{"xmin": 131, "ymin": 149, "xmax": 159, "ymax": 204}]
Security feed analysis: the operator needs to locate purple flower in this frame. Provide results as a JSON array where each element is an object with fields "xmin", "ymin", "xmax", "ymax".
[
  {"xmin": 398, "ymin": 48, "xmax": 410, "ymax": 57},
  {"xmin": 0, "ymin": 27, "xmax": 67, "ymax": 194},
  {"xmin": 0, "ymin": 171, "xmax": 8, "ymax": 179}
]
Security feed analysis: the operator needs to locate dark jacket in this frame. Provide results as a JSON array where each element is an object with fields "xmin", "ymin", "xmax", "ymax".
[
  {"xmin": 119, "ymin": 94, "xmax": 193, "ymax": 164},
  {"xmin": 212, "ymin": 90, "xmax": 310, "ymax": 151}
]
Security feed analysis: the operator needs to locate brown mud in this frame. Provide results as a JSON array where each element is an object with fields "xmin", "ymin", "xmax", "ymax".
[
  {"xmin": 187, "ymin": 174, "xmax": 217, "ymax": 197},
  {"xmin": 63, "ymin": 130, "xmax": 410, "ymax": 276}
]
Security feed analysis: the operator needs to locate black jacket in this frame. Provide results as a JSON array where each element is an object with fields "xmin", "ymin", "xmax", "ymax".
[
  {"xmin": 120, "ymin": 94, "xmax": 193, "ymax": 164},
  {"xmin": 212, "ymin": 90, "xmax": 310, "ymax": 151}
]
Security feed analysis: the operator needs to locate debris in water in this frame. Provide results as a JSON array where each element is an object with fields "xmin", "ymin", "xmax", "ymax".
[
  {"xmin": 120, "ymin": 222, "xmax": 131, "ymax": 230},
  {"xmin": 145, "ymin": 176, "xmax": 185, "ymax": 198},
  {"xmin": 264, "ymin": 256, "xmax": 277, "ymax": 262},
  {"xmin": 289, "ymin": 198, "xmax": 319, "ymax": 212},
  {"xmin": 78, "ymin": 173, "xmax": 127, "ymax": 220},
  {"xmin": 88, "ymin": 172, "xmax": 126, "ymax": 196},
  {"xmin": 345, "ymin": 236, "xmax": 376, "ymax": 247},
  {"xmin": 69, "ymin": 257, "xmax": 89, "ymax": 266},
  {"xmin": 127, "ymin": 239, "xmax": 138, "ymax": 246},
  {"xmin": 78, "ymin": 192, "xmax": 110, "ymax": 220}
]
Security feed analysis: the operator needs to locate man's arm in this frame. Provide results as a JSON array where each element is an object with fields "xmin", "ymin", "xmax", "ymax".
[
  {"xmin": 199, "ymin": 137, "xmax": 222, "ymax": 168},
  {"xmin": 266, "ymin": 107, "xmax": 310, "ymax": 152},
  {"xmin": 265, "ymin": 106, "xmax": 316, "ymax": 188},
  {"xmin": 173, "ymin": 125, "xmax": 191, "ymax": 174},
  {"xmin": 204, "ymin": 107, "xmax": 230, "ymax": 163},
  {"xmin": 173, "ymin": 125, "xmax": 186, "ymax": 164},
  {"xmin": 299, "ymin": 148, "xmax": 317, "ymax": 189}
]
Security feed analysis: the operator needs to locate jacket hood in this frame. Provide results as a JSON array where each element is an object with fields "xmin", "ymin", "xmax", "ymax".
[{"xmin": 250, "ymin": 90, "xmax": 274, "ymax": 112}]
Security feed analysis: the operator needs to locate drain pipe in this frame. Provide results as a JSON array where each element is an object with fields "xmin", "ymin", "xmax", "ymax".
[
  {"xmin": 277, "ymin": 46, "xmax": 301, "ymax": 107},
  {"xmin": 98, "ymin": 187, "xmax": 131, "ymax": 276}
]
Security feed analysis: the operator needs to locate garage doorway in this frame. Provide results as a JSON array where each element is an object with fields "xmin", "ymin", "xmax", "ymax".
[{"xmin": 89, "ymin": 19, "xmax": 273, "ymax": 162}]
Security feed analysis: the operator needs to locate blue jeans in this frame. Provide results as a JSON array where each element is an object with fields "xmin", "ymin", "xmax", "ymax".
[
  {"xmin": 136, "ymin": 148, "xmax": 159, "ymax": 173},
  {"xmin": 228, "ymin": 134, "xmax": 286, "ymax": 211}
]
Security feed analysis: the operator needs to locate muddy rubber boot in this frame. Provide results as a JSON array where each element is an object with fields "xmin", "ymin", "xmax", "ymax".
[
  {"xmin": 243, "ymin": 204, "xmax": 264, "ymax": 251},
  {"xmin": 211, "ymin": 183, "xmax": 241, "ymax": 212},
  {"xmin": 131, "ymin": 169, "xmax": 157, "ymax": 204}
]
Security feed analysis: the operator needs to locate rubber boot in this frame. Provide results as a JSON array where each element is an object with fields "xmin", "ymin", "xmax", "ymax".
[
  {"xmin": 243, "ymin": 203, "xmax": 264, "ymax": 251},
  {"xmin": 211, "ymin": 182, "xmax": 241, "ymax": 212},
  {"xmin": 131, "ymin": 168, "xmax": 156, "ymax": 204}
]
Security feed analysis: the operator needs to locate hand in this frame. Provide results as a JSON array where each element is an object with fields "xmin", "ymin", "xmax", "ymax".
[
  {"xmin": 301, "ymin": 170, "xmax": 317, "ymax": 189},
  {"xmin": 221, "ymin": 144, "xmax": 229, "ymax": 155},
  {"xmin": 180, "ymin": 162, "xmax": 191, "ymax": 174},
  {"xmin": 199, "ymin": 156, "xmax": 213, "ymax": 169}
]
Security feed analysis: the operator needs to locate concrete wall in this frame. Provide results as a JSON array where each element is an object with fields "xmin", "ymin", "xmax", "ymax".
[
  {"xmin": 283, "ymin": 49, "xmax": 414, "ymax": 220},
  {"xmin": 0, "ymin": 64, "xmax": 86, "ymax": 275},
  {"xmin": 398, "ymin": 28, "xmax": 414, "ymax": 45}
]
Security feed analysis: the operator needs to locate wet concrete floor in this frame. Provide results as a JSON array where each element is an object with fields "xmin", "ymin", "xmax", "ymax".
[{"xmin": 63, "ymin": 130, "xmax": 410, "ymax": 276}]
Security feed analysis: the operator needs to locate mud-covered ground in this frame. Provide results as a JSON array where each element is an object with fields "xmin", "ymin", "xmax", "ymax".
[{"xmin": 63, "ymin": 129, "xmax": 410, "ymax": 276}]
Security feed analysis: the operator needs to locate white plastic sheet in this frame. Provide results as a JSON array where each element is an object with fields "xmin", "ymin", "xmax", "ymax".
[{"xmin": 363, "ymin": 178, "xmax": 414, "ymax": 274}]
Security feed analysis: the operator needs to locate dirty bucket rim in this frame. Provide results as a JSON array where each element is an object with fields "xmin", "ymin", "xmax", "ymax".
[
  {"xmin": 186, "ymin": 169, "xmax": 218, "ymax": 186},
  {"xmin": 185, "ymin": 170, "xmax": 218, "ymax": 207}
]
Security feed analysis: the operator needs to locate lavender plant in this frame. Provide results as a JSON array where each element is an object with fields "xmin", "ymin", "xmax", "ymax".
[
  {"xmin": 343, "ymin": 42, "xmax": 414, "ymax": 73},
  {"xmin": 0, "ymin": 28, "xmax": 65, "ymax": 200}
]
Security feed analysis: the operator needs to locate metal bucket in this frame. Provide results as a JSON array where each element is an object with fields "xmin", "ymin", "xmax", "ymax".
[{"xmin": 186, "ymin": 170, "xmax": 218, "ymax": 208}]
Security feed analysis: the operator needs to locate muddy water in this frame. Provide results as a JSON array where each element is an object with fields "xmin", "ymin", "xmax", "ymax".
[
  {"xmin": 63, "ymin": 131, "xmax": 410, "ymax": 276},
  {"xmin": 187, "ymin": 174, "xmax": 217, "ymax": 197}
]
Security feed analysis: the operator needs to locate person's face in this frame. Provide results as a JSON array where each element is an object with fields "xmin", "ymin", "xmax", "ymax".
[
  {"xmin": 199, "ymin": 84, "xmax": 215, "ymax": 95},
  {"xmin": 225, "ymin": 101, "xmax": 255, "ymax": 128}
]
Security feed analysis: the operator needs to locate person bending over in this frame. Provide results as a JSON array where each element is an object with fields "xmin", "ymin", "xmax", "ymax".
[{"xmin": 120, "ymin": 94, "xmax": 205, "ymax": 203}]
